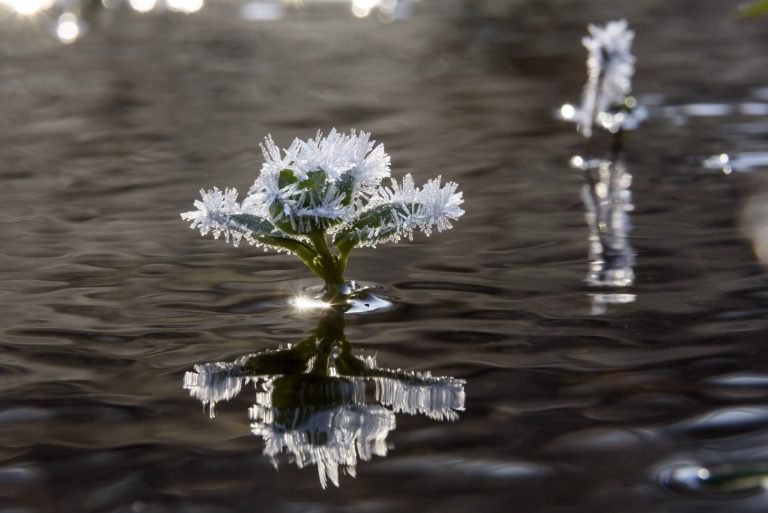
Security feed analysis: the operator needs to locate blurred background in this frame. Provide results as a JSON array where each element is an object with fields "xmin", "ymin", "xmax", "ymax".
[{"xmin": 2, "ymin": 1, "xmax": 768, "ymax": 512}]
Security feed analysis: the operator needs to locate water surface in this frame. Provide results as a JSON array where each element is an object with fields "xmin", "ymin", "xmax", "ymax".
[{"xmin": 2, "ymin": 1, "xmax": 768, "ymax": 512}]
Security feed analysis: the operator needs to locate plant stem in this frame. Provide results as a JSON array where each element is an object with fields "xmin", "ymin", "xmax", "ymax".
[{"xmin": 308, "ymin": 230, "xmax": 349, "ymax": 304}]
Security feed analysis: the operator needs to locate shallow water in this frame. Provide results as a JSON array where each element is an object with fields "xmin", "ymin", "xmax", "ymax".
[{"xmin": 2, "ymin": 1, "xmax": 768, "ymax": 512}]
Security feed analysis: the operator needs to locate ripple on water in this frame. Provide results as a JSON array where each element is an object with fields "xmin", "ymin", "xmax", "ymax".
[
  {"xmin": 544, "ymin": 427, "xmax": 661, "ymax": 455},
  {"xmin": 1, "ymin": 2, "xmax": 768, "ymax": 511},
  {"xmin": 655, "ymin": 458, "xmax": 768, "ymax": 505},
  {"xmin": 292, "ymin": 282, "xmax": 398, "ymax": 315},
  {"xmin": 703, "ymin": 152, "xmax": 768, "ymax": 174},
  {"xmin": 670, "ymin": 406, "xmax": 768, "ymax": 438},
  {"xmin": 706, "ymin": 373, "xmax": 768, "ymax": 387},
  {"xmin": 372, "ymin": 456, "xmax": 555, "ymax": 481}
]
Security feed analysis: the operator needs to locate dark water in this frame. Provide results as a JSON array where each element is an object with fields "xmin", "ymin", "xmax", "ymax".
[{"xmin": 2, "ymin": 1, "xmax": 768, "ymax": 511}]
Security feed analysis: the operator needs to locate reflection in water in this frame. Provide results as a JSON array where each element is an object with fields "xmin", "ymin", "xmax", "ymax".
[
  {"xmin": 350, "ymin": 0, "xmax": 410, "ymax": 21},
  {"xmin": 0, "ymin": 0, "xmax": 89, "ymax": 43},
  {"xmin": 663, "ymin": 102, "xmax": 768, "ymax": 121},
  {"xmin": 1, "ymin": 0, "xmax": 55, "ymax": 15},
  {"xmin": 589, "ymin": 292, "xmax": 636, "ymax": 316},
  {"xmin": 184, "ymin": 308, "xmax": 465, "ymax": 488},
  {"xmin": 704, "ymin": 152, "xmax": 768, "ymax": 174},
  {"xmin": 129, "ymin": 0, "xmax": 157, "ymax": 12},
  {"xmin": 241, "ymin": 1, "xmax": 284, "ymax": 21},
  {"xmin": 0, "ymin": 0, "xmax": 208, "ymax": 44},
  {"xmin": 576, "ymin": 157, "xmax": 635, "ymax": 289},
  {"xmin": 166, "ymin": 0, "xmax": 203, "ymax": 13},
  {"xmin": 558, "ymin": 21, "xmax": 638, "ymax": 306},
  {"xmin": 56, "ymin": 12, "xmax": 82, "ymax": 43},
  {"xmin": 661, "ymin": 458, "xmax": 768, "ymax": 495},
  {"xmin": 1, "ymin": 0, "xmax": 410, "ymax": 45},
  {"xmin": 127, "ymin": 0, "xmax": 203, "ymax": 12}
]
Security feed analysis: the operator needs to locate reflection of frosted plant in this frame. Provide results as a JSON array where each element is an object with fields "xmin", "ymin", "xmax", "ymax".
[
  {"xmin": 181, "ymin": 129, "xmax": 464, "ymax": 303},
  {"xmin": 250, "ymin": 377, "xmax": 394, "ymax": 488},
  {"xmin": 184, "ymin": 361, "xmax": 465, "ymax": 487},
  {"xmin": 182, "ymin": 309, "xmax": 466, "ymax": 488},
  {"xmin": 560, "ymin": 19, "xmax": 643, "ymax": 137}
]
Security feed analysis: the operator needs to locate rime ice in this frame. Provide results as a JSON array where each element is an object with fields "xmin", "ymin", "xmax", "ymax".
[
  {"xmin": 180, "ymin": 129, "xmax": 464, "ymax": 301},
  {"xmin": 560, "ymin": 19, "xmax": 642, "ymax": 137},
  {"xmin": 181, "ymin": 129, "xmax": 463, "ymax": 249}
]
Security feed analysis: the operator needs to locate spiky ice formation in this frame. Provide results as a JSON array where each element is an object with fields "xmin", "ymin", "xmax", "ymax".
[
  {"xmin": 559, "ymin": 19, "xmax": 640, "ymax": 137},
  {"xmin": 337, "ymin": 174, "xmax": 465, "ymax": 248},
  {"xmin": 181, "ymin": 129, "xmax": 464, "ymax": 299},
  {"xmin": 180, "ymin": 187, "xmax": 243, "ymax": 245}
]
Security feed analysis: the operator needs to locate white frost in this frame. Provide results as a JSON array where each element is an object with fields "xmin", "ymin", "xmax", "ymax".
[
  {"xmin": 256, "ymin": 128, "xmax": 390, "ymax": 185},
  {"xmin": 577, "ymin": 19, "xmax": 636, "ymax": 137},
  {"xmin": 183, "ymin": 129, "xmax": 464, "ymax": 248},
  {"xmin": 180, "ymin": 187, "xmax": 247, "ymax": 247},
  {"xmin": 353, "ymin": 174, "xmax": 465, "ymax": 247}
]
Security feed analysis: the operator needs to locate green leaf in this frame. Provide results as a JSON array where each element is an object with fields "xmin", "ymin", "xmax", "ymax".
[
  {"xmin": 229, "ymin": 213, "xmax": 278, "ymax": 234},
  {"xmin": 298, "ymin": 169, "xmax": 327, "ymax": 198},
  {"xmin": 268, "ymin": 199, "xmax": 298, "ymax": 234},
  {"xmin": 299, "ymin": 169, "xmax": 340, "ymax": 231},
  {"xmin": 277, "ymin": 168, "xmax": 298, "ymax": 188},
  {"xmin": 266, "ymin": 169, "xmax": 301, "ymax": 234},
  {"xmin": 739, "ymin": 0, "xmax": 768, "ymax": 17},
  {"xmin": 228, "ymin": 213, "xmax": 316, "ymax": 264},
  {"xmin": 270, "ymin": 169, "xmax": 344, "ymax": 233},
  {"xmin": 333, "ymin": 203, "xmax": 416, "ymax": 253},
  {"xmin": 336, "ymin": 173, "xmax": 355, "ymax": 207}
]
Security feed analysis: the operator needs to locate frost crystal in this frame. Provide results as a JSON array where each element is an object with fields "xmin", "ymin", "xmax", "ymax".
[
  {"xmin": 181, "ymin": 129, "xmax": 463, "ymax": 254},
  {"xmin": 353, "ymin": 174, "xmax": 465, "ymax": 246},
  {"xmin": 562, "ymin": 19, "xmax": 638, "ymax": 137},
  {"xmin": 180, "ymin": 187, "xmax": 245, "ymax": 245},
  {"xmin": 257, "ymin": 129, "xmax": 390, "ymax": 185}
]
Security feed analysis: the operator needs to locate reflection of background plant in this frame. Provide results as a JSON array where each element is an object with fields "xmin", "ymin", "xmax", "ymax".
[{"xmin": 184, "ymin": 307, "xmax": 466, "ymax": 488}]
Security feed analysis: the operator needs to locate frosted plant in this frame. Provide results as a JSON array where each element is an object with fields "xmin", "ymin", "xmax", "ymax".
[
  {"xmin": 181, "ymin": 129, "xmax": 464, "ymax": 304},
  {"xmin": 560, "ymin": 19, "xmax": 644, "ymax": 137}
]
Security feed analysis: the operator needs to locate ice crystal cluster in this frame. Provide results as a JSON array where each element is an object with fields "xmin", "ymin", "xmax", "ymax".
[
  {"xmin": 560, "ymin": 19, "xmax": 643, "ymax": 137},
  {"xmin": 183, "ymin": 350, "xmax": 465, "ymax": 488},
  {"xmin": 181, "ymin": 129, "xmax": 464, "ymax": 300}
]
